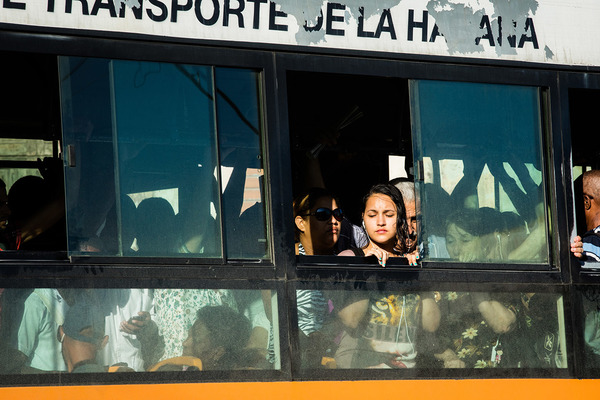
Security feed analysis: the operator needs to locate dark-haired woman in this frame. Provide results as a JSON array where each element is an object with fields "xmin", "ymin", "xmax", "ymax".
[
  {"xmin": 149, "ymin": 306, "xmax": 264, "ymax": 371},
  {"xmin": 293, "ymin": 188, "xmax": 346, "ymax": 367},
  {"xmin": 293, "ymin": 187, "xmax": 344, "ymax": 256},
  {"xmin": 338, "ymin": 183, "xmax": 418, "ymax": 267},
  {"xmin": 334, "ymin": 184, "xmax": 439, "ymax": 369}
]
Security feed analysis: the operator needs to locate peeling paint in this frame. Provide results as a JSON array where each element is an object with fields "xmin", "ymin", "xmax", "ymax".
[
  {"xmin": 427, "ymin": 1, "xmax": 485, "ymax": 54},
  {"xmin": 115, "ymin": 0, "xmax": 141, "ymax": 8},
  {"xmin": 274, "ymin": 0, "xmax": 551, "ymax": 57},
  {"xmin": 0, "ymin": 0, "xmax": 585, "ymax": 66},
  {"xmin": 277, "ymin": 0, "xmax": 399, "ymax": 44}
]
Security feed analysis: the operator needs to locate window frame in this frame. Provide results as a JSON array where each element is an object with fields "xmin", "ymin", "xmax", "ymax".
[
  {"xmin": 0, "ymin": 31, "xmax": 284, "ymax": 276},
  {"xmin": 275, "ymin": 52, "xmax": 568, "ymax": 285}
]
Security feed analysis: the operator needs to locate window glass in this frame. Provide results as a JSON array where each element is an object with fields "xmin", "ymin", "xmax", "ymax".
[
  {"xmin": 0, "ymin": 288, "xmax": 279, "ymax": 373},
  {"xmin": 216, "ymin": 68, "xmax": 269, "ymax": 259},
  {"xmin": 578, "ymin": 286, "xmax": 600, "ymax": 371},
  {"xmin": 60, "ymin": 58, "xmax": 267, "ymax": 259},
  {"xmin": 410, "ymin": 81, "xmax": 549, "ymax": 264},
  {"xmin": 296, "ymin": 287, "xmax": 566, "ymax": 371}
]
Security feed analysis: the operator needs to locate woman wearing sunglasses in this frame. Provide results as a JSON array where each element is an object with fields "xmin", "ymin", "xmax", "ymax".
[
  {"xmin": 293, "ymin": 187, "xmax": 344, "ymax": 256},
  {"xmin": 293, "ymin": 187, "xmax": 345, "ymax": 368},
  {"xmin": 339, "ymin": 183, "xmax": 418, "ymax": 267}
]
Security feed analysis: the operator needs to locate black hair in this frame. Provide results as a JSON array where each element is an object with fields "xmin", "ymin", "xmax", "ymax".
[
  {"xmin": 194, "ymin": 306, "xmax": 252, "ymax": 369},
  {"xmin": 362, "ymin": 183, "xmax": 410, "ymax": 254},
  {"xmin": 445, "ymin": 207, "xmax": 505, "ymax": 237}
]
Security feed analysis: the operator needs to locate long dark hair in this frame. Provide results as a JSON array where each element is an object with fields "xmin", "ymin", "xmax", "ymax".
[
  {"xmin": 362, "ymin": 183, "xmax": 410, "ymax": 254},
  {"xmin": 195, "ymin": 306, "xmax": 252, "ymax": 370}
]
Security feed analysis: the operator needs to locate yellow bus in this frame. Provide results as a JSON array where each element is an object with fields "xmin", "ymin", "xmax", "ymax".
[{"xmin": 0, "ymin": 0, "xmax": 599, "ymax": 398}]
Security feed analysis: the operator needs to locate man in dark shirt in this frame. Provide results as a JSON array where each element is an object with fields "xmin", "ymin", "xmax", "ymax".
[{"xmin": 571, "ymin": 170, "xmax": 600, "ymax": 264}]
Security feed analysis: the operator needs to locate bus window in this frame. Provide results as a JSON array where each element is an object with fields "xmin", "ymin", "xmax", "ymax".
[
  {"xmin": 296, "ymin": 287, "xmax": 566, "ymax": 372},
  {"xmin": 410, "ymin": 80, "xmax": 549, "ymax": 264},
  {"xmin": 59, "ymin": 57, "xmax": 268, "ymax": 260},
  {"xmin": 0, "ymin": 288, "xmax": 279, "ymax": 373},
  {"xmin": 0, "ymin": 52, "xmax": 65, "ymax": 253},
  {"xmin": 288, "ymin": 72, "xmax": 413, "ymax": 258}
]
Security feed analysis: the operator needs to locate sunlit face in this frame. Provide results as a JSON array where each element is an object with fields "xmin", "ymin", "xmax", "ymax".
[
  {"xmin": 445, "ymin": 223, "xmax": 484, "ymax": 262},
  {"xmin": 298, "ymin": 197, "xmax": 340, "ymax": 255},
  {"xmin": 363, "ymin": 194, "xmax": 398, "ymax": 248}
]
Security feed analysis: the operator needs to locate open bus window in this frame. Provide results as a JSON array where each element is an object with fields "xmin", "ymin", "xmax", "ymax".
[
  {"xmin": 0, "ymin": 288, "xmax": 279, "ymax": 373},
  {"xmin": 410, "ymin": 80, "xmax": 549, "ymax": 264},
  {"xmin": 288, "ymin": 72, "xmax": 414, "ymax": 260},
  {"xmin": 288, "ymin": 73, "xmax": 549, "ymax": 266},
  {"xmin": 59, "ymin": 57, "xmax": 268, "ymax": 260},
  {"xmin": 569, "ymin": 89, "xmax": 600, "ymax": 269},
  {"xmin": 0, "ymin": 52, "xmax": 65, "ymax": 253}
]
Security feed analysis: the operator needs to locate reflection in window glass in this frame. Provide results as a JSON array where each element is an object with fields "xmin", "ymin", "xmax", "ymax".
[
  {"xmin": 296, "ymin": 289, "xmax": 566, "ymax": 370},
  {"xmin": 0, "ymin": 288, "xmax": 278, "ymax": 373},
  {"xmin": 59, "ymin": 58, "xmax": 268, "ymax": 259},
  {"xmin": 579, "ymin": 287, "xmax": 600, "ymax": 369},
  {"xmin": 216, "ymin": 68, "xmax": 269, "ymax": 259},
  {"xmin": 410, "ymin": 81, "xmax": 548, "ymax": 263}
]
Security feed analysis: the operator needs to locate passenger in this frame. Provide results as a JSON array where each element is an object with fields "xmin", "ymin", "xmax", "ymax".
[
  {"xmin": 334, "ymin": 290, "xmax": 440, "ymax": 368},
  {"xmin": 7, "ymin": 176, "xmax": 46, "ymax": 250},
  {"xmin": 135, "ymin": 197, "xmax": 178, "ymax": 255},
  {"xmin": 569, "ymin": 171, "xmax": 600, "ymax": 364},
  {"xmin": 389, "ymin": 177, "xmax": 417, "ymax": 251},
  {"xmin": 433, "ymin": 291, "xmax": 519, "ymax": 368},
  {"xmin": 571, "ymin": 170, "xmax": 600, "ymax": 262},
  {"xmin": 58, "ymin": 299, "xmax": 133, "ymax": 373},
  {"xmin": 8, "ymin": 163, "xmax": 66, "ymax": 251},
  {"xmin": 95, "ymin": 289, "xmax": 153, "ymax": 372},
  {"xmin": 234, "ymin": 290, "xmax": 270, "ymax": 361},
  {"xmin": 332, "ymin": 184, "xmax": 439, "ymax": 368},
  {"xmin": 338, "ymin": 183, "xmax": 418, "ymax": 267},
  {"xmin": 445, "ymin": 207, "xmax": 543, "ymax": 263},
  {"xmin": 147, "ymin": 306, "xmax": 259, "ymax": 371},
  {"xmin": 293, "ymin": 187, "xmax": 343, "ymax": 256},
  {"xmin": 16, "ymin": 289, "xmax": 76, "ymax": 372},
  {"xmin": 390, "ymin": 178, "xmax": 451, "ymax": 258},
  {"xmin": 293, "ymin": 188, "xmax": 341, "ymax": 367},
  {"xmin": 146, "ymin": 289, "xmax": 238, "ymax": 365},
  {"xmin": 0, "ymin": 288, "xmax": 33, "ymax": 373}
]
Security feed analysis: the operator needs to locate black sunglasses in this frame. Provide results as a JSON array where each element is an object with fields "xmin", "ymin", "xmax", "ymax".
[{"xmin": 304, "ymin": 207, "xmax": 344, "ymax": 222}]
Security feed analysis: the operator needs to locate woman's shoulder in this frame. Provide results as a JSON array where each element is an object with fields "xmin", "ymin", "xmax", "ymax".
[{"xmin": 338, "ymin": 247, "xmax": 365, "ymax": 257}]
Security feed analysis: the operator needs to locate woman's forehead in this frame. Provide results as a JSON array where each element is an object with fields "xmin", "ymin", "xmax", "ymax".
[
  {"xmin": 365, "ymin": 194, "xmax": 396, "ymax": 210},
  {"xmin": 313, "ymin": 196, "xmax": 336, "ymax": 209}
]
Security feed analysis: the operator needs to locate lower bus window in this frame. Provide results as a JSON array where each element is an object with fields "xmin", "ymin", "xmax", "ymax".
[
  {"xmin": 0, "ymin": 288, "xmax": 279, "ymax": 373},
  {"xmin": 578, "ymin": 286, "xmax": 600, "ymax": 371},
  {"xmin": 296, "ymin": 288, "xmax": 566, "ymax": 370}
]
